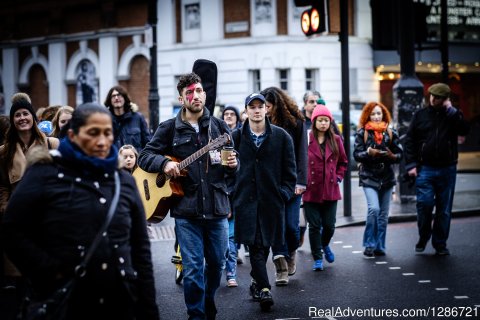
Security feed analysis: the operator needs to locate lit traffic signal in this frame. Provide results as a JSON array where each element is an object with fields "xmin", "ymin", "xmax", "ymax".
[{"xmin": 300, "ymin": 0, "xmax": 326, "ymax": 36}]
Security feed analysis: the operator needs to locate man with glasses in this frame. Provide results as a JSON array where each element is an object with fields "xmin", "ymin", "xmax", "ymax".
[
  {"xmin": 104, "ymin": 85, "xmax": 151, "ymax": 153},
  {"xmin": 405, "ymin": 83, "xmax": 469, "ymax": 256}
]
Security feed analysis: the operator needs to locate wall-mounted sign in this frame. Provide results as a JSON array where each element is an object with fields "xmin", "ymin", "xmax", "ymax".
[
  {"xmin": 415, "ymin": 0, "xmax": 480, "ymax": 42},
  {"xmin": 225, "ymin": 21, "xmax": 249, "ymax": 33}
]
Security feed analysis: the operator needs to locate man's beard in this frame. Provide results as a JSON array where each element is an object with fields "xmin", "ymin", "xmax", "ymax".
[{"xmin": 186, "ymin": 103, "xmax": 203, "ymax": 113}]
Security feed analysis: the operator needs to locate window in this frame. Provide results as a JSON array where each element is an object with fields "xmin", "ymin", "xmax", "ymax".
[
  {"xmin": 250, "ymin": 69, "xmax": 261, "ymax": 92},
  {"xmin": 278, "ymin": 69, "xmax": 289, "ymax": 91},
  {"xmin": 305, "ymin": 69, "xmax": 317, "ymax": 91}
]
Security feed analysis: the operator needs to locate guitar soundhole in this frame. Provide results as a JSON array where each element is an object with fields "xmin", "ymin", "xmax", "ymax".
[
  {"xmin": 143, "ymin": 180, "xmax": 150, "ymax": 200},
  {"xmin": 156, "ymin": 174, "xmax": 167, "ymax": 188}
]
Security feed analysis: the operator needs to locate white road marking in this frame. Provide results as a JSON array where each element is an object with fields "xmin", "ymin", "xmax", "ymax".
[
  {"xmin": 402, "ymin": 273, "xmax": 415, "ymax": 276},
  {"xmin": 418, "ymin": 280, "xmax": 431, "ymax": 283},
  {"xmin": 435, "ymin": 288, "xmax": 449, "ymax": 291},
  {"xmin": 389, "ymin": 267, "xmax": 401, "ymax": 270}
]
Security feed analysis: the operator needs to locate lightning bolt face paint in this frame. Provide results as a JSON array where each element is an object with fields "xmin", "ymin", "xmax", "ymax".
[{"xmin": 185, "ymin": 83, "xmax": 198, "ymax": 103}]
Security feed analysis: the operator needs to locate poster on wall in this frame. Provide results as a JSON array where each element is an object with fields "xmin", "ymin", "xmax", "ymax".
[
  {"xmin": 185, "ymin": 3, "xmax": 200, "ymax": 30},
  {"xmin": 76, "ymin": 59, "xmax": 98, "ymax": 106},
  {"xmin": 255, "ymin": 0, "xmax": 272, "ymax": 24}
]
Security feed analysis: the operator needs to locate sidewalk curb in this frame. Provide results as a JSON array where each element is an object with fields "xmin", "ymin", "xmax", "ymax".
[{"xmin": 336, "ymin": 207, "xmax": 480, "ymax": 228}]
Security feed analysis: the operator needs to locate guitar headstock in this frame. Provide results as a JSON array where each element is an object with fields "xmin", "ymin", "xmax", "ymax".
[{"xmin": 209, "ymin": 133, "xmax": 231, "ymax": 150}]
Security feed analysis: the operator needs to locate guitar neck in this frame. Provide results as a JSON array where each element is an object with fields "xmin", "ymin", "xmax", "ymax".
[{"xmin": 178, "ymin": 144, "xmax": 214, "ymax": 171}]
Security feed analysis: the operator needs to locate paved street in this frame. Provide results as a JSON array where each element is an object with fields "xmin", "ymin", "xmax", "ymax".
[{"xmin": 152, "ymin": 216, "xmax": 480, "ymax": 319}]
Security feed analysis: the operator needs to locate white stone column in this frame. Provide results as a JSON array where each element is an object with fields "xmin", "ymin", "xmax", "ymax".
[
  {"xmin": 201, "ymin": 0, "xmax": 222, "ymax": 42},
  {"xmin": 158, "ymin": 0, "xmax": 175, "ymax": 47},
  {"xmin": 2, "ymin": 48, "xmax": 19, "ymax": 114},
  {"xmin": 98, "ymin": 36, "xmax": 118, "ymax": 103},
  {"xmin": 48, "ymin": 42, "xmax": 67, "ymax": 105}
]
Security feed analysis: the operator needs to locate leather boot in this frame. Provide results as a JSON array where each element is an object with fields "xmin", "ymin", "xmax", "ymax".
[
  {"xmin": 273, "ymin": 255, "xmax": 289, "ymax": 286},
  {"xmin": 287, "ymin": 250, "xmax": 297, "ymax": 276}
]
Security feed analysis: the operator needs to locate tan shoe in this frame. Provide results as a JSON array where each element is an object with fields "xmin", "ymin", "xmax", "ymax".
[
  {"xmin": 287, "ymin": 250, "xmax": 297, "ymax": 276},
  {"xmin": 273, "ymin": 255, "xmax": 289, "ymax": 286}
]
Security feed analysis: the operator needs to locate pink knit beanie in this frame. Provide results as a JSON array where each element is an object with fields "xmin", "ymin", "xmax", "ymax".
[{"xmin": 311, "ymin": 103, "xmax": 332, "ymax": 123}]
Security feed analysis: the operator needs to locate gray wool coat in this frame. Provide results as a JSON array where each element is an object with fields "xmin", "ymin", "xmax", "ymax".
[{"xmin": 232, "ymin": 119, "xmax": 296, "ymax": 247}]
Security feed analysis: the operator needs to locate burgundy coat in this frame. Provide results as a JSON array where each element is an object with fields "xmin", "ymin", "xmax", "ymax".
[{"xmin": 303, "ymin": 132, "xmax": 348, "ymax": 203}]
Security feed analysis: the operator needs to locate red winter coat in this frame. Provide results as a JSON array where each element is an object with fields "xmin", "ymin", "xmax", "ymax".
[{"xmin": 303, "ymin": 133, "xmax": 348, "ymax": 203}]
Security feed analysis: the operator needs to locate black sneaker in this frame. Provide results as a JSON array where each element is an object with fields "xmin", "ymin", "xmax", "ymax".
[
  {"xmin": 249, "ymin": 280, "xmax": 260, "ymax": 301},
  {"xmin": 435, "ymin": 247, "xmax": 450, "ymax": 256},
  {"xmin": 363, "ymin": 247, "xmax": 374, "ymax": 257},
  {"xmin": 415, "ymin": 241, "xmax": 426, "ymax": 253},
  {"xmin": 373, "ymin": 249, "xmax": 386, "ymax": 256},
  {"xmin": 259, "ymin": 288, "xmax": 274, "ymax": 311}
]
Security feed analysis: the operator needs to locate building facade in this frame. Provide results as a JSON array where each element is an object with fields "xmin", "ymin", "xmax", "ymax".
[{"xmin": 0, "ymin": 0, "xmax": 377, "ymax": 123}]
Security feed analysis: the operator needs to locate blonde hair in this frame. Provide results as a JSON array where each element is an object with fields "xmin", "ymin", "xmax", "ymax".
[{"xmin": 50, "ymin": 106, "xmax": 74, "ymax": 137}]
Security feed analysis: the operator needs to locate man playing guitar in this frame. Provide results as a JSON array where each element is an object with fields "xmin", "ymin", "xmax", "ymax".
[{"xmin": 138, "ymin": 72, "xmax": 237, "ymax": 320}]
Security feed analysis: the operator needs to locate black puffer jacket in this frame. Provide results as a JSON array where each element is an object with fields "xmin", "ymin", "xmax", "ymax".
[
  {"xmin": 138, "ymin": 108, "xmax": 236, "ymax": 219},
  {"xmin": 354, "ymin": 127, "xmax": 403, "ymax": 190},
  {"xmin": 405, "ymin": 105, "xmax": 469, "ymax": 170},
  {"xmin": 2, "ymin": 150, "xmax": 159, "ymax": 319}
]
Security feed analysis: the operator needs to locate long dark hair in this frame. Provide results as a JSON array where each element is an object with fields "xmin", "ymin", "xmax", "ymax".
[
  {"xmin": 1, "ymin": 112, "xmax": 45, "ymax": 171},
  {"xmin": 260, "ymin": 87, "xmax": 304, "ymax": 129},
  {"xmin": 311, "ymin": 118, "xmax": 339, "ymax": 159},
  {"xmin": 104, "ymin": 85, "xmax": 132, "ymax": 114}
]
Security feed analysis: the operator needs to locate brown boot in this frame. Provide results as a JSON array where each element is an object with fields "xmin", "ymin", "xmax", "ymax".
[
  {"xmin": 273, "ymin": 255, "xmax": 289, "ymax": 286},
  {"xmin": 287, "ymin": 250, "xmax": 297, "ymax": 276}
]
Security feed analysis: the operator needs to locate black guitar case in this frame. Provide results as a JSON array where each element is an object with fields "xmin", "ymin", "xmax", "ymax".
[{"xmin": 192, "ymin": 59, "xmax": 217, "ymax": 114}]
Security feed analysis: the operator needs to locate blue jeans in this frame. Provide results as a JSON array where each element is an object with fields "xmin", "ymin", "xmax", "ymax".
[
  {"xmin": 363, "ymin": 186, "xmax": 393, "ymax": 252},
  {"xmin": 272, "ymin": 194, "xmax": 301, "ymax": 259},
  {"xmin": 416, "ymin": 165, "xmax": 456, "ymax": 249},
  {"xmin": 225, "ymin": 219, "xmax": 237, "ymax": 280},
  {"xmin": 175, "ymin": 218, "xmax": 228, "ymax": 320}
]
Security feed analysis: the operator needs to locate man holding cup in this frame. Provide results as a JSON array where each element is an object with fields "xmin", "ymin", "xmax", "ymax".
[
  {"xmin": 231, "ymin": 93, "xmax": 296, "ymax": 312},
  {"xmin": 139, "ymin": 72, "xmax": 238, "ymax": 320}
]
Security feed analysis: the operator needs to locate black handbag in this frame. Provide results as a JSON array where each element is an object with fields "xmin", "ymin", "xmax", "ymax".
[{"xmin": 22, "ymin": 171, "xmax": 121, "ymax": 320}]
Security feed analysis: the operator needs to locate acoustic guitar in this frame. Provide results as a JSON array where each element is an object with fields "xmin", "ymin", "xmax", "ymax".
[{"xmin": 133, "ymin": 133, "xmax": 231, "ymax": 223}]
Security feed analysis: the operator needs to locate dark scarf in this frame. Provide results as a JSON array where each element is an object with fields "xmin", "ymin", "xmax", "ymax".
[{"xmin": 58, "ymin": 138, "xmax": 118, "ymax": 176}]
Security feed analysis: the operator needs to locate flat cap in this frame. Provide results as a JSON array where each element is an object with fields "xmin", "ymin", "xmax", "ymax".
[{"xmin": 428, "ymin": 83, "xmax": 451, "ymax": 98}]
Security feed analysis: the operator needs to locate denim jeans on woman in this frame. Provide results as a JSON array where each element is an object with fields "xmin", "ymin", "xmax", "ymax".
[
  {"xmin": 175, "ymin": 218, "xmax": 228, "ymax": 320},
  {"xmin": 272, "ymin": 194, "xmax": 301, "ymax": 259},
  {"xmin": 415, "ymin": 164, "xmax": 456, "ymax": 249},
  {"xmin": 362, "ymin": 186, "xmax": 393, "ymax": 252}
]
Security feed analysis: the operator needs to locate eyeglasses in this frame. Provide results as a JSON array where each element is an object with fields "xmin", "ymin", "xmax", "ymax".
[
  {"xmin": 111, "ymin": 93, "xmax": 122, "ymax": 98},
  {"xmin": 432, "ymin": 94, "xmax": 445, "ymax": 100},
  {"xmin": 307, "ymin": 100, "xmax": 316, "ymax": 104}
]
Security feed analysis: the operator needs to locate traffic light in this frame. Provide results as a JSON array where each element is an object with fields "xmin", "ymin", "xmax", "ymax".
[{"xmin": 300, "ymin": 0, "xmax": 326, "ymax": 36}]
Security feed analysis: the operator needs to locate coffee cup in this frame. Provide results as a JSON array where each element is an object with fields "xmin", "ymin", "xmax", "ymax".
[{"xmin": 221, "ymin": 146, "xmax": 233, "ymax": 166}]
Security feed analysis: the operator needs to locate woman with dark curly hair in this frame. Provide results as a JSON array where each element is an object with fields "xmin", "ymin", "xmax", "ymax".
[
  {"xmin": 353, "ymin": 102, "xmax": 403, "ymax": 257},
  {"xmin": 259, "ymin": 87, "xmax": 307, "ymax": 285}
]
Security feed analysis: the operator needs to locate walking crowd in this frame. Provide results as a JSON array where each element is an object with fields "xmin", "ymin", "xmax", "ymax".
[{"xmin": 0, "ymin": 72, "xmax": 469, "ymax": 319}]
